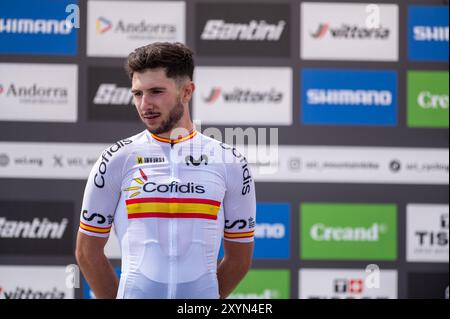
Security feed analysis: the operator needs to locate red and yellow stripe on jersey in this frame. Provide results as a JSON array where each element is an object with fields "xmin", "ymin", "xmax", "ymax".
[
  {"xmin": 150, "ymin": 130, "xmax": 197, "ymax": 145},
  {"xmin": 79, "ymin": 221, "xmax": 112, "ymax": 235},
  {"xmin": 224, "ymin": 230, "xmax": 255, "ymax": 239},
  {"xmin": 125, "ymin": 197, "xmax": 221, "ymax": 220}
]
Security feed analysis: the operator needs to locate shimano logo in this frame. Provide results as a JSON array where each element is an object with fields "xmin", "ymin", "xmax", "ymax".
[
  {"xmin": 0, "ymin": 286, "xmax": 65, "ymax": 299},
  {"xmin": 255, "ymin": 223, "xmax": 285, "ymax": 239},
  {"xmin": 204, "ymin": 87, "xmax": 283, "ymax": 104},
  {"xmin": 0, "ymin": 217, "xmax": 68, "ymax": 239},
  {"xmin": 310, "ymin": 223, "xmax": 385, "ymax": 242},
  {"xmin": 0, "ymin": 18, "xmax": 73, "ymax": 34},
  {"xmin": 311, "ymin": 23, "xmax": 390, "ymax": 39},
  {"xmin": 307, "ymin": 89, "xmax": 392, "ymax": 106},
  {"xmin": 413, "ymin": 26, "xmax": 449, "ymax": 42},
  {"xmin": 201, "ymin": 19, "xmax": 285, "ymax": 41},
  {"xmin": 93, "ymin": 84, "xmax": 132, "ymax": 105},
  {"xmin": 417, "ymin": 91, "xmax": 449, "ymax": 109}
]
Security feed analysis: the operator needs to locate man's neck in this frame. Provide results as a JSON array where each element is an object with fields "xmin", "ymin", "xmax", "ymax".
[{"xmin": 151, "ymin": 121, "xmax": 195, "ymax": 140}]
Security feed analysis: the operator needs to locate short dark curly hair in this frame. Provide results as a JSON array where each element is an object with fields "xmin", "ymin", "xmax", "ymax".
[{"xmin": 126, "ymin": 42, "xmax": 194, "ymax": 81}]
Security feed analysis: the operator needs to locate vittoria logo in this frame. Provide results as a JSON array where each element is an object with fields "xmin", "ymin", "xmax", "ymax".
[
  {"xmin": 203, "ymin": 87, "xmax": 283, "ymax": 104},
  {"xmin": 310, "ymin": 23, "xmax": 390, "ymax": 39},
  {"xmin": 0, "ymin": 286, "xmax": 65, "ymax": 299}
]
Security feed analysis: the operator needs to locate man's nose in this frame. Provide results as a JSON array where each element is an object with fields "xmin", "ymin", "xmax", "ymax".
[{"xmin": 139, "ymin": 93, "xmax": 154, "ymax": 110}]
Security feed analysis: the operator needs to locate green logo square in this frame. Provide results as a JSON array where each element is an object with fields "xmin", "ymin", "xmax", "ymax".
[
  {"xmin": 300, "ymin": 203, "xmax": 397, "ymax": 260},
  {"xmin": 407, "ymin": 71, "xmax": 449, "ymax": 128},
  {"xmin": 228, "ymin": 269, "xmax": 290, "ymax": 299}
]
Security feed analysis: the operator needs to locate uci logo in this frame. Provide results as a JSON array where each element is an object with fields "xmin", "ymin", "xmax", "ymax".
[{"xmin": 185, "ymin": 155, "xmax": 208, "ymax": 166}]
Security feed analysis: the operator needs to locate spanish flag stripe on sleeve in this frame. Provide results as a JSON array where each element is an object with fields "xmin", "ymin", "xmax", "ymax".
[
  {"xmin": 224, "ymin": 230, "xmax": 255, "ymax": 239},
  {"xmin": 79, "ymin": 221, "xmax": 112, "ymax": 234}
]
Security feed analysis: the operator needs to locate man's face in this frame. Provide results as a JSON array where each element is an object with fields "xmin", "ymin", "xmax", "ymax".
[{"xmin": 131, "ymin": 68, "xmax": 185, "ymax": 135}]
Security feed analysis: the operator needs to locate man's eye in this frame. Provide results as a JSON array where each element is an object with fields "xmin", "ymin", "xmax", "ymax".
[{"xmin": 133, "ymin": 92, "xmax": 142, "ymax": 97}]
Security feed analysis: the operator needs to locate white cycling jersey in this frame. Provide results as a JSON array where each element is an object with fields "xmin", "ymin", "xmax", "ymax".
[{"xmin": 78, "ymin": 129, "xmax": 256, "ymax": 299}]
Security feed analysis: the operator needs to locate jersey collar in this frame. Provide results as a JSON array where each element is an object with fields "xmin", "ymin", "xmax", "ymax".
[{"xmin": 148, "ymin": 129, "xmax": 198, "ymax": 146}]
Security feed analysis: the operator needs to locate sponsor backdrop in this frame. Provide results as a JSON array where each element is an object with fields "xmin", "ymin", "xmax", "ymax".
[{"xmin": 0, "ymin": 0, "xmax": 448, "ymax": 299}]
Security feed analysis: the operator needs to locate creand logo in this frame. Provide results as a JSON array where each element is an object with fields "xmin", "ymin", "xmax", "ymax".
[
  {"xmin": 200, "ymin": 19, "xmax": 286, "ymax": 41},
  {"xmin": 417, "ymin": 91, "xmax": 449, "ymax": 109},
  {"xmin": 310, "ymin": 223, "xmax": 387, "ymax": 242}
]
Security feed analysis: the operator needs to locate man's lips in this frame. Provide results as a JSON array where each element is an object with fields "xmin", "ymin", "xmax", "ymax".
[{"xmin": 143, "ymin": 113, "xmax": 161, "ymax": 120}]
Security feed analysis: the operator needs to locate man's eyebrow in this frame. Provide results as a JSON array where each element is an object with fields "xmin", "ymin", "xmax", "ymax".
[{"xmin": 131, "ymin": 87, "xmax": 166, "ymax": 92}]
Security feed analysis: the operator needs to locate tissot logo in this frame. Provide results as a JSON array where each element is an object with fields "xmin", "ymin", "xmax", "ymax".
[
  {"xmin": 310, "ymin": 23, "xmax": 390, "ymax": 39},
  {"xmin": 407, "ymin": 204, "xmax": 449, "ymax": 262},
  {"xmin": 195, "ymin": 3, "xmax": 290, "ymax": 57},
  {"xmin": 0, "ymin": 201, "xmax": 74, "ymax": 256}
]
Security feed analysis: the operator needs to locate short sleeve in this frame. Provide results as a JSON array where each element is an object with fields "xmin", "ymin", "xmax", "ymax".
[
  {"xmin": 78, "ymin": 141, "xmax": 130, "ymax": 238},
  {"xmin": 222, "ymin": 145, "xmax": 256, "ymax": 243}
]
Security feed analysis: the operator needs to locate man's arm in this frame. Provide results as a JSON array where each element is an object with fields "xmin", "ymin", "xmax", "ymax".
[
  {"xmin": 75, "ymin": 232, "xmax": 118, "ymax": 299},
  {"xmin": 217, "ymin": 241, "xmax": 254, "ymax": 299}
]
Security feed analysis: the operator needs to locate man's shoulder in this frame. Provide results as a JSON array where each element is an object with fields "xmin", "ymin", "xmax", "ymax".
[{"xmin": 100, "ymin": 131, "xmax": 146, "ymax": 163}]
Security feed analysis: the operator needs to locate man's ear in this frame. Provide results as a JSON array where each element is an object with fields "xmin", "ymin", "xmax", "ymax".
[{"xmin": 182, "ymin": 81, "xmax": 195, "ymax": 104}]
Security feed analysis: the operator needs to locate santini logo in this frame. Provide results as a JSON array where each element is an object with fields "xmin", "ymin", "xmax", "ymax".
[
  {"xmin": 93, "ymin": 84, "xmax": 132, "ymax": 105},
  {"xmin": 201, "ymin": 20, "xmax": 285, "ymax": 41},
  {"xmin": 0, "ymin": 18, "xmax": 73, "ymax": 34},
  {"xmin": 0, "ymin": 217, "xmax": 68, "ymax": 239},
  {"xmin": 311, "ymin": 23, "xmax": 390, "ymax": 39},
  {"xmin": 204, "ymin": 87, "xmax": 283, "ymax": 104},
  {"xmin": 307, "ymin": 89, "xmax": 392, "ymax": 106},
  {"xmin": 414, "ymin": 26, "xmax": 449, "ymax": 42},
  {"xmin": 310, "ymin": 223, "xmax": 386, "ymax": 242}
]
